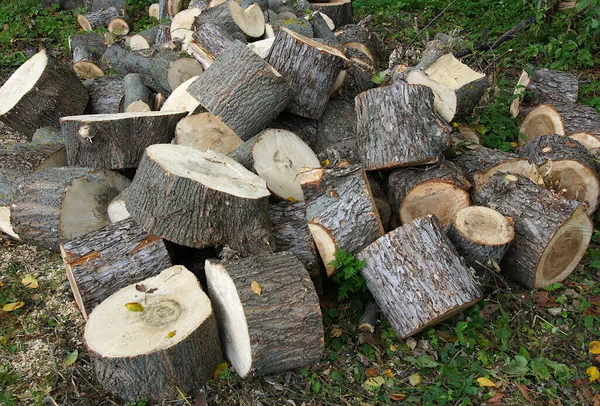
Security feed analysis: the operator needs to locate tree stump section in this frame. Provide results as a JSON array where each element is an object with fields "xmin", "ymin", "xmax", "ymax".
[
  {"xmin": 60, "ymin": 217, "xmax": 172, "ymax": 320},
  {"xmin": 355, "ymin": 84, "xmax": 451, "ymax": 170},
  {"xmin": 127, "ymin": 144, "xmax": 273, "ymax": 253},
  {"xmin": 69, "ymin": 33, "xmax": 106, "ymax": 79},
  {"xmin": 301, "ymin": 165, "xmax": 384, "ymax": 276},
  {"xmin": 309, "ymin": 0, "xmax": 353, "ymax": 28},
  {"xmin": 160, "ymin": 75, "xmax": 202, "ymax": 114},
  {"xmin": 474, "ymin": 173, "xmax": 592, "ymax": 288},
  {"xmin": 85, "ymin": 266, "xmax": 222, "ymax": 403},
  {"xmin": 205, "ymin": 252, "xmax": 323, "ymax": 378},
  {"xmin": 150, "ymin": 51, "xmax": 203, "ymax": 93},
  {"xmin": 192, "ymin": 3, "xmax": 246, "ymax": 42},
  {"xmin": 175, "ymin": 112, "xmax": 243, "ymax": 155},
  {"xmin": 0, "ymin": 49, "xmax": 89, "ymax": 138},
  {"xmin": 78, "ymin": 7, "xmax": 121, "ymax": 31},
  {"xmin": 358, "ymin": 215, "xmax": 483, "ymax": 339},
  {"xmin": 10, "ymin": 167, "xmax": 131, "ymax": 252},
  {"xmin": 334, "ymin": 23, "xmax": 382, "ymax": 67},
  {"xmin": 387, "ymin": 161, "xmax": 471, "ymax": 229},
  {"xmin": 60, "ymin": 111, "xmax": 187, "ymax": 169},
  {"xmin": 518, "ymin": 104, "xmax": 566, "ymax": 145},
  {"xmin": 123, "ymin": 73, "xmax": 153, "ymax": 112},
  {"xmin": 84, "ymin": 76, "xmax": 124, "ymax": 115}
]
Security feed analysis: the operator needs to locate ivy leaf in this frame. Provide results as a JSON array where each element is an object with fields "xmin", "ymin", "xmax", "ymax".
[
  {"xmin": 64, "ymin": 350, "xmax": 78, "ymax": 366},
  {"xmin": 125, "ymin": 302, "xmax": 144, "ymax": 312}
]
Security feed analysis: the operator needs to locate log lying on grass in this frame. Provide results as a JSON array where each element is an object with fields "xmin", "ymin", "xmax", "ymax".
[
  {"xmin": 358, "ymin": 215, "xmax": 483, "ymax": 339},
  {"xmin": 69, "ymin": 33, "xmax": 106, "ymax": 79},
  {"xmin": 308, "ymin": 0, "xmax": 353, "ymax": 28},
  {"xmin": 123, "ymin": 73, "xmax": 153, "ymax": 112},
  {"xmin": 474, "ymin": 173, "xmax": 593, "ymax": 288},
  {"xmin": 0, "ymin": 49, "xmax": 88, "ymax": 138},
  {"xmin": 150, "ymin": 50, "xmax": 203, "ymax": 93},
  {"xmin": 84, "ymin": 76, "xmax": 124, "ymax": 115},
  {"xmin": 60, "ymin": 217, "xmax": 172, "ymax": 320},
  {"xmin": 205, "ymin": 252, "xmax": 323, "ymax": 378},
  {"xmin": 78, "ymin": 7, "xmax": 121, "ymax": 31},
  {"xmin": 85, "ymin": 266, "xmax": 221, "ymax": 403},
  {"xmin": 553, "ymin": 102, "xmax": 600, "ymax": 137},
  {"xmin": 175, "ymin": 112, "xmax": 243, "ymax": 154}
]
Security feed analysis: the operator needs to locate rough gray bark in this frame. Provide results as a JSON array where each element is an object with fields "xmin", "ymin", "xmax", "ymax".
[
  {"xmin": 191, "ymin": 21, "xmax": 235, "ymax": 61},
  {"xmin": 91, "ymin": 0, "xmax": 125, "ymax": 11},
  {"xmin": 358, "ymin": 300, "xmax": 380, "ymax": 333},
  {"xmin": 84, "ymin": 76, "xmax": 124, "ymax": 114},
  {"xmin": 271, "ymin": 17, "xmax": 314, "ymax": 38},
  {"xmin": 188, "ymin": 0, "xmax": 209, "ymax": 9},
  {"xmin": 553, "ymin": 102, "xmax": 600, "ymax": 137},
  {"xmin": 77, "ymin": 6, "xmax": 121, "ymax": 31},
  {"xmin": 150, "ymin": 51, "xmax": 202, "ymax": 93},
  {"xmin": 308, "ymin": 12, "xmax": 337, "ymax": 42},
  {"xmin": 513, "ymin": 68, "xmax": 579, "ymax": 117},
  {"xmin": 331, "ymin": 64, "xmax": 376, "ymax": 100},
  {"xmin": 335, "ymin": 23, "xmax": 382, "ymax": 67},
  {"xmin": 123, "ymin": 73, "xmax": 153, "ymax": 111},
  {"xmin": 101, "ymin": 45, "xmax": 152, "ymax": 77},
  {"xmin": 150, "ymin": 51, "xmax": 180, "ymax": 92},
  {"xmin": 313, "ymin": 98, "xmax": 357, "ymax": 164},
  {"xmin": 193, "ymin": 3, "xmax": 247, "ymax": 42},
  {"xmin": 32, "ymin": 127, "xmax": 63, "ymax": 144},
  {"xmin": 309, "ymin": 0, "xmax": 354, "ymax": 28},
  {"xmin": 267, "ymin": 113, "xmax": 317, "ymax": 147},
  {"xmin": 70, "ymin": 33, "xmax": 106, "ymax": 79}
]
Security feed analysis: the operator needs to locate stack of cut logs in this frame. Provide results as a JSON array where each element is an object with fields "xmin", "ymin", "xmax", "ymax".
[{"xmin": 0, "ymin": 0, "xmax": 598, "ymax": 402}]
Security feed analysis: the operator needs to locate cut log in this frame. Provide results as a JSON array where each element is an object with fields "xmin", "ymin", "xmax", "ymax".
[
  {"xmin": 309, "ymin": 0, "xmax": 353, "ymax": 28},
  {"xmin": 188, "ymin": 0, "xmax": 209, "ymax": 9},
  {"xmin": 367, "ymin": 175, "xmax": 393, "ymax": 232},
  {"xmin": 229, "ymin": 128, "xmax": 320, "ymax": 201},
  {"xmin": 78, "ymin": 7, "xmax": 121, "ymax": 31},
  {"xmin": 187, "ymin": 41, "xmax": 294, "ymax": 141},
  {"xmin": 307, "ymin": 11, "xmax": 337, "ymax": 42},
  {"xmin": 387, "ymin": 161, "xmax": 471, "ymax": 229},
  {"xmin": 205, "ymin": 252, "xmax": 323, "ymax": 378},
  {"xmin": 108, "ymin": 17, "xmax": 130, "ymax": 36},
  {"xmin": 301, "ymin": 165, "xmax": 384, "ymax": 276},
  {"xmin": 0, "ymin": 206, "xmax": 19, "ymax": 240},
  {"xmin": 91, "ymin": 0, "xmax": 126, "ymax": 10},
  {"xmin": 10, "ymin": 167, "xmax": 131, "ymax": 252},
  {"xmin": 60, "ymin": 111, "xmax": 187, "ymax": 169},
  {"xmin": 192, "ymin": 3, "xmax": 246, "ymax": 42},
  {"xmin": 167, "ymin": 0, "xmax": 183, "ymax": 16},
  {"xmin": 149, "ymin": 3, "xmax": 160, "ymax": 18},
  {"xmin": 171, "ymin": 8, "xmax": 202, "ymax": 49},
  {"xmin": 69, "ymin": 33, "xmax": 106, "ymax": 79},
  {"xmin": 474, "ymin": 173, "xmax": 592, "ymax": 288},
  {"xmin": 267, "ymin": 112, "xmax": 317, "ymax": 148},
  {"xmin": 153, "ymin": 92, "xmax": 166, "ymax": 110},
  {"xmin": 60, "ymin": 217, "xmax": 172, "ymax": 320},
  {"xmin": 358, "ymin": 300, "xmax": 380, "ymax": 334},
  {"xmin": 85, "ymin": 266, "xmax": 221, "ymax": 403},
  {"xmin": 129, "ymin": 26, "xmax": 159, "ymax": 50},
  {"xmin": 267, "ymin": 27, "xmax": 348, "ymax": 119},
  {"xmin": 518, "ymin": 134, "xmax": 600, "ymax": 214},
  {"xmin": 569, "ymin": 132, "xmax": 600, "ymax": 154},
  {"xmin": 313, "ymin": 98, "xmax": 357, "ymax": 164},
  {"xmin": 228, "ymin": 1, "xmax": 265, "ymax": 38},
  {"xmin": 160, "ymin": 75, "xmax": 202, "ymax": 113},
  {"xmin": 175, "ymin": 112, "xmax": 243, "ymax": 154},
  {"xmin": 518, "ymin": 104, "xmax": 565, "ymax": 145},
  {"xmin": 330, "ymin": 63, "xmax": 376, "ymax": 100},
  {"xmin": 271, "ymin": 17, "xmax": 314, "ymax": 38},
  {"xmin": 334, "ymin": 23, "xmax": 382, "ymax": 67},
  {"xmin": 0, "ymin": 50, "xmax": 89, "ymax": 138},
  {"xmin": 32, "ymin": 127, "xmax": 63, "ymax": 144},
  {"xmin": 101, "ymin": 45, "xmax": 152, "ymax": 78},
  {"xmin": 123, "ymin": 73, "xmax": 153, "ymax": 112},
  {"xmin": 553, "ymin": 102, "xmax": 600, "ymax": 137},
  {"xmin": 84, "ymin": 76, "xmax": 124, "ymax": 115},
  {"xmin": 446, "ymin": 205, "xmax": 514, "ymax": 267},
  {"xmin": 127, "ymin": 145, "xmax": 272, "ymax": 253},
  {"xmin": 355, "ymin": 84, "xmax": 451, "ymax": 170},
  {"xmin": 188, "ymin": 21, "xmax": 235, "ymax": 68},
  {"xmin": 247, "ymin": 37, "xmax": 275, "ymax": 59},
  {"xmin": 150, "ymin": 51, "xmax": 203, "ymax": 93},
  {"xmin": 358, "ymin": 215, "xmax": 483, "ymax": 339},
  {"xmin": 107, "ymin": 189, "xmax": 130, "ymax": 223}
]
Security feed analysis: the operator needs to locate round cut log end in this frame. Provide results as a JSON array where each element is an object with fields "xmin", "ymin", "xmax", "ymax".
[
  {"xmin": 0, "ymin": 49, "xmax": 47, "ymax": 115},
  {"xmin": 308, "ymin": 223, "xmax": 337, "ymax": 277},
  {"xmin": 229, "ymin": 1, "xmax": 265, "ymax": 38},
  {"xmin": 452, "ymin": 206, "xmax": 514, "ymax": 247},
  {"xmin": 125, "ymin": 100, "xmax": 151, "ymax": 112},
  {"xmin": 167, "ymin": 58, "xmax": 203, "ymax": 92},
  {"xmin": 519, "ymin": 105, "xmax": 565, "ymax": 146},
  {"xmin": 569, "ymin": 132, "xmax": 600, "ymax": 153},
  {"xmin": 77, "ymin": 14, "xmax": 92, "ymax": 31},
  {"xmin": 108, "ymin": 18, "xmax": 129, "ymax": 35},
  {"xmin": 73, "ymin": 61, "xmax": 104, "ymax": 79},
  {"xmin": 161, "ymin": 75, "xmax": 201, "ymax": 114},
  {"xmin": 171, "ymin": 8, "xmax": 201, "ymax": 41},
  {"xmin": 175, "ymin": 112, "xmax": 243, "ymax": 155},
  {"xmin": 129, "ymin": 35, "xmax": 151, "ymax": 51},
  {"xmin": 473, "ymin": 159, "xmax": 544, "ymax": 192},
  {"xmin": 510, "ymin": 70, "xmax": 530, "ymax": 118}
]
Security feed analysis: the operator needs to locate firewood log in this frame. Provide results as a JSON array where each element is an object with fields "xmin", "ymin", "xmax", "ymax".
[
  {"xmin": 193, "ymin": 3, "xmax": 247, "ymax": 42},
  {"xmin": 518, "ymin": 104, "xmax": 565, "ymax": 145},
  {"xmin": 301, "ymin": 165, "xmax": 384, "ymax": 276},
  {"xmin": 569, "ymin": 132, "xmax": 600, "ymax": 154},
  {"xmin": 518, "ymin": 134, "xmax": 600, "ymax": 214},
  {"xmin": 474, "ymin": 173, "xmax": 592, "ymax": 288},
  {"xmin": 307, "ymin": 11, "xmax": 337, "ymax": 42},
  {"xmin": 267, "ymin": 112, "xmax": 317, "ymax": 147},
  {"xmin": 69, "ymin": 33, "xmax": 106, "ymax": 79},
  {"xmin": 355, "ymin": 84, "xmax": 451, "ymax": 170},
  {"xmin": 60, "ymin": 217, "xmax": 172, "ymax": 320},
  {"xmin": 205, "ymin": 252, "xmax": 323, "ymax": 378},
  {"xmin": 85, "ymin": 266, "xmax": 221, "ymax": 403},
  {"xmin": 32, "ymin": 127, "xmax": 63, "ymax": 144},
  {"xmin": 313, "ymin": 98, "xmax": 357, "ymax": 164},
  {"xmin": 271, "ymin": 17, "xmax": 314, "ymax": 38},
  {"xmin": 188, "ymin": 0, "xmax": 209, "ymax": 9},
  {"xmin": 228, "ymin": 0, "xmax": 265, "ymax": 38},
  {"xmin": 150, "ymin": 51, "xmax": 203, "ymax": 93},
  {"xmin": 358, "ymin": 300, "xmax": 381, "ymax": 333},
  {"xmin": 149, "ymin": 2, "xmax": 160, "ymax": 18},
  {"xmin": 60, "ymin": 111, "xmax": 186, "ymax": 169},
  {"xmin": 107, "ymin": 189, "xmax": 130, "ymax": 223},
  {"xmin": 10, "ymin": 167, "xmax": 131, "ymax": 252},
  {"xmin": 108, "ymin": 17, "xmax": 130, "ymax": 36},
  {"xmin": 387, "ymin": 161, "xmax": 471, "ymax": 229},
  {"xmin": 334, "ymin": 23, "xmax": 382, "ymax": 67},
  {"xmin": 175, "ymin": 112, "xmax": 243, "ymax": 154},
  {"xmin": 84, "ymin": 76, "xmax": 124, "ymax": 114},
  {"xmin": 187, "ymin": 21, "xmax": 235, "ymax": 68},
  {"xmin": 170, "ymin": 8, "xmax": 202, "ymax": 50},
  {"xmin": 160, "ymin": 75, "xmax": 202, "ymax": 114},
  {"xmin": 0, "ymin": 50, "xmax": 89, "ymax": 138},
  {"xmin": 101, "ymin": 45, "xmax": 152, "ymax": 78},
  {"xmin": 553, "ymin": 102, "xmax": 600, "ymax": 137},
  {"xmin": 129, "ymin": 26, "xmax": 159, "ymax": 50},
  {"xmin": 78, "ymin": 6, "xmax": 121, "ymax": 31},
  {"xmin": 331, "ymin": 63, "xmax": 376, "ymax": 100},
  {"xmin": 0, "ymin": 206, "xmax": 19, "ymax": 240},
  {"xmin": 187, "ymin": 41, "xmax": 294, "ymax": 140},
  {"xmin": 358, "ymin": 215, "xmax": 483, "ymax": 339},
  {"xmin": 91, "ymin": 0, "xmax": 125, "ymax": 10},
  {"xmin": 309, "ymin": 0, "xmax": 353, "ymax": 28},
  {"xmin": 123, "ymin": 73, "xmax": 153, "ymax": 112}
]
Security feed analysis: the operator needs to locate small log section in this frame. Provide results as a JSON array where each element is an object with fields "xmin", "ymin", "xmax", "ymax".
[
  {"xmin": 518, "ymin": 104, "xmax": 566, "ymax": 146},
  {"xmin": 101, "ymin": 45, "xmax": 152, "ymax": 79},
  {"xmin": 358, "ymin": 215, "xmax": 483, "ymax": 339},
  {"xmin": 85, "ymin": 266, "xmax": 222, "ymax": 403},
  {"xmin": 358, "ymin": 300, "xmax": 381, "ymax": 334},
  {"xmin": 150, "ymin": 50, "xmax": 203, "ymax": 93},
  {"xmin": 0, "ymin": 49, "xmax": 89, "ymax": 138},
  {"xmin": 127, "ymin": 144, "xmax": 273, "ymax": 253},
  {"xmin": 187, "ymin": 21, "xmax": 235, "ymax": 68},
  {"xmin": 123, "ymin": 73, "xmax": 153, "ymax": 112},
  {"xmin": 301, "ymin": 165, "xmax": 384, "ymax": 276},
  {"xmin": 309, "ymin": 0, "xmax": 354, "ymax": 28},
  {"xmin": 474, "ymin": 173, "xmax": 592, "ymax": 288},
  {"xmin": 175, "ymin": 112, "xmax": 243, "ymax": 155},
  {"xmin": 84, "ymin": 76, "xmax": 124, "ymax": 115},
  {"xmin": 130, "ymin": 26, "xmax": 159, "ymax": 50},
  {"xmin": 160, "ymin": 75, "xmax": 201, "ymax": 113},
  {"xmin": 446, "ymin": 206, "xmax": 514, "ymax": 267},
  {"xmin": 60, "ymin": 217, "xmax": 172, "ymax": 320},
  {"xmin": 187, "ymin": 41, "xmax": 294, "ymax": 141},
  {"xmin": 570, "ymin": 132, "xmax": 600, "ymax": 154},
  {"xmin": 205, "ymin": 252, "xmax": 324, "ymax": 378},
  {"xmin": 108, "ymin": 17, "xmax": 130, "ymax": 36},
  {"xmin": 60, "ymin": 111, "xmax": 187, "ymax": 169},
  {"xmin": 78, "ymin": 6, "xmax": 121, "ymax": 31},
  {"xmin": 355, "ymin": 84, "xmax": 451, "ymax": 170},
  {"xmin": 70, "ymin": 33, "xmax": 107, "ymax": 79}
]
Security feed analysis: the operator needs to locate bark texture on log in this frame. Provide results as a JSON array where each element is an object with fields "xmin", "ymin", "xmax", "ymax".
[
  {"xmin": 78, "ymin": 6, "xmax": 121, "ymax": 31},
  {"xmin": 32, "ymin": 127, "xmax": 63, "ymax": 144},
  {"xmin": 193, "ymin": 3, "xmax": 247, "ymax": 42},
  {"xmin": 553, "ymin": 102, "xmax": 600, "ymax": 137},
  {"xmin": 335, "ymin": 23, "xmax": 382, "ymax": 67},
  {"xmin": 70, "ymin": 33, "xmax": 106, "ymax": 79},
  {"xmin": 129, "ymin": 26, "xmax": 159, "ymax": 50},
  {"xmin": 101, "ymin": 45, "xmax": 152, "ymax": 78},
  {"xmin": 190, "ymin": 21, "xmax": 236, "ymax": 63},
  {"xmin": 331, "ymin": 64, "xmax": 376, "ymax": 100},
  {"xmin": 84, "ymin": 76, "xmax": 124, "ymax": 114},
  {"xmin": 267, "ymin": 112, "xmax": 317, "ymax": 147},
  {"xmin": 123, "ymin": 73, "xmax": 153, "ymax": 112},
  {"xmin": 358, "ymin": 300, "xmax": 380, "ymax": 333},
  {"xmin": 309, "ymin": 0, "xmax": 353, "ymax": 28},
  {"xmin": 313, "ymin": 98, "xmax": 357, "ymax": 164}
]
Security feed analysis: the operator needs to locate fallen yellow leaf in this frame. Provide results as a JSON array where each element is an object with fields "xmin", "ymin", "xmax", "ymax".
[
  {"xmin": 362, "ymin": 376, "xmax": 385, "ymax": 391},
  {"xmin": 408, "ymin": 373, "xmax": 421, "ymax": 386},
  {"xmin": 320, "ymin": 159, "xmax": 330, "ymax": 167},
  {"xmin": 587, "ymin": 366, "xmax": 600, "ymax": 383},
  {"xmin": 166, "ymin": 330, "xmax": 176, "ymax": 339},
  {"xmin": 389, "ymin": 344, "xmax": 397, "ymax": 352},
  {"xmin": 0, "ymin": 281, "xmax": 4, "ymax": 287},
  {"xmin": 3, "ymin": 301, "xmax": 24, "ymax": 312},
  {"xmin": 365, "ymin": 367, "xmax": 378, "ymax": 377},
  {"xmin": 251, "ymin": 280, "xmax": 262, "ymax": 295},
  {"xmin": 125, "ymin": 302, "xmax": 144, "ymax": 312},
  {"xmin": 21, "ymin": 274, "xmax": 38, "ymax": 289},
  {"xmin": 477, "ymin": 377, "xmax": 498, "ymax": 387},
  {"xmin": 330, "ymin": 327, "xmax": 343, "ymax": 338},
  {"xmin": 213, "ymin": 362, "xmax": 228, "ymax": 379},
  {"xmin": 589, "ymin": 341, "xmax": 600, "ymax": 355}
]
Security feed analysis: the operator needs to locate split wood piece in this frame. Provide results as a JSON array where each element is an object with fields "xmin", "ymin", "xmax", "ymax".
[
  {"xmin": 453, "ymin": 144, "xmax": 544, "ymax": 192},
  {"xmin": 334, "ymin": 23, "xmax": 382, "ymax": 67},
  {"xmin": 230, "ymin": 128, "xmax": 320, "ymax": 201},
  {"xmin": 553, "ymin": 102, "xmax": 600, "ymax": 137},
  {"xmin": 474, "ymin": 173, "xmax": 592, "ymax": 288},
  {"xmin": 160, "ymin": 75, "xmax": 202, "ymax": 113},
  {"xmin": 342, "ymin": 42, "xmax": 375, "ymax": 68},
  {"xmin": 205, "ymin": 252, "xmax": 323, "ymax": 378},
  {"xmin": 358, "ymin": 215, "xmax": 483, "ymax": 339},
  {"xmin": 355, "ymin": 84, "xmax": 451, "ymax": 170},
  {"xmin": 154, "ymin": 92, "xmax": 166, "ymax": 110},
  {"xmin": 309, "ymin": 0, "xmax": 353, "ymax": 28},
  {"xmin": 123, "ymin": 73, "xmax": 153, "ymax": 112},
  {"xmin": 518, "ymin": 134, "xmax": 600, "ymax": 214},
  {"xmin": 175, "ymin": 112, "xmax": 243, "ymax": 154},
  {"xmin": 331, "ymin": 63, "xmax": 376, "ymax": 100},
  {"xmin": 518, "ymin": 104, "xmax": 565, "ymax": 146},
  {"xmin": 0, "ymin": 50, "xmax": 89, "ymax": 138},
  {"xmin": 510, "ymin": 68, "xmax": 579, "ymax": 118},
  {"xmin": 229, "ymin": 0, "xmax": 265, "ymax": 38},
  {"xmin": 367, "ymin": 176, "xmax": 393, "ymax": 232},
  {"xmin": 78, "ymin": 7, "xmax": 121, "ymax": 31},
  {"xmin": 84, "ymin": 76, "xmax": 124, "ymax": 115},
  {"xmin": 0, "ymin": 206, "xmax": 19, "ymax": 240},
  {"xmin": 188, "ymin": 21, "xmax": 235, "ymax": 68},
  {"xmin": 446, "ymin": 206, "xmax": 514, "ymax": 267},
  {"xmin": 150, "ymin": 51, "xmax": 203, "ymax": 93},
  {"xmin": 107, "ymin": 189, "xmax": 130, "ymax": 223},
  {"xmin": 149, "ymin": 3, "xmax": 160, "ymax": 18},
  {"xmin": 306, "ymin": 11, "xmax": 337, "ymax": 42},
  {"xmin": 60, "ymin": 217, "xmax": 172, "ymax": 320},
  {"xmin": 108, "ymin": 17, "xmax": 130, "ymax": 36},
  {"xmin": 301, "ymin": 165, "xmax": 384, "ymax": 276},
  {"xmin": 10, "ymin": 167, "xmax": 131, "ymax": 252},
  {"xmin": 171, "ymin": 8, "xmax": 201, "ymax": 49},
  {"xmin": 387, "ymin": 161, "xmax": 471, "ymax": 229},
  {"xmin": 101, "ymin": 45, "xmax": 152, "ymax": 78},
  {"xmin": 188, "ymin": 41, "xmax": 293, "ymax": 141},
  {"xmin": 406, "ymin": 53, "xmax": 488, "ymax": 122},
  {"xmin": 85, "ymin": 266, "xmax": 221, "ymax": 403},
  {"xmin": 129, "ymin": 26, "xmax": 159, "ymax": 50},
  {"xmin": 32, "ymin": 127, "xmax": 63, "ymax": 144},
  {"xmin": 271, "ymin": 17, "xmax": 315, "ymax": 38},
  {"xmin": 193, "ymin": 3, "xmax": 247, "ymax": 42},
  {"xmin": 313, "ymin": 98, "xmax": 358, "ymax": 164},
  {"xmin": 127, "ymin": 144, "xmax": 272, "ymax": 253},
  {"xmin": 69, "ymin": 33, "xmax": 106, "ymax": 79},
  {"xmin": 267, "ymin": 27, "xmax": 348, "ymax": 119},
  {"xmin": 247, "ymin": 37, "xmax": 275, "ymax": 59},
  {"xmin": 569, "ymin": 132, "xmax": 600, "ymax": 155},
  {"xmin": 60, "ymin": 111, "xmax": 187, "ymax": 169},
  {"xmin": 358, "ymin": 300, "xmax": 380, "ymax": 334}
]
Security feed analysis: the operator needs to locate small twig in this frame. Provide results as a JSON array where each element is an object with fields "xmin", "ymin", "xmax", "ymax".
[
  {"xmin": 412, "ymin": 0, "xmax": 459, "ymax": 41},
  {"xmin": 483, "ymin": 48, "xmax": 513, "ymax": 72}
]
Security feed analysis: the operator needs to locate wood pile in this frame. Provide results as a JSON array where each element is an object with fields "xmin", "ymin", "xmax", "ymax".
[{"xmin": 0, "ymin": 0, "xmax": 598, "ymax": 402}]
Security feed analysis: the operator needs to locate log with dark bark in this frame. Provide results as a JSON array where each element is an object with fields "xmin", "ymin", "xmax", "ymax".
[
  {"xmin": 60, "ymin": 111, "xmax": 187, "ymax": 169},
  {"xmin": 91, "ymin": 0, "xmax": 126, "ymax": 10},
  {"xmin": 78, "ymin": 6, "xmax": 121, "ymax": 31},
  {"xmin": 309, "ymin": 0, "xmax": 353, "ymax": 28},
  {"xmin": 330, "ymin": 63, "xmax": 376, "ymax": 100},
  {"xmin": 160, "ymin": 75, "xmax": 202, "ymax": 113},
  {"xmin": 267, "ymin": 112, "xmax": 317, "ymax": 147},
  {"xmin": 358, "ymin": 300, "xmax": 380, "ymax": 333},
  {"xmin": 271, "ymin": 17, "xmax": 314, "ymax": 38},
  {"xmin": 60, "ymin": 217, "xmax": 172, "ymax": 320},
  {"xmin": 205, "ymin": 252, "xmax": 323, "ymax": 378},
  {"xmin": 308, "ymin": 11, "xmax": 337, "ymax": 43},
  {"xmin": 69, "ymin": 33, "xmax": 106, "ymax": 79},
  {"xmin": 301, "ymin": 165, "xmax": 384, "ymax": 276},
  {"xmin": 187, "ymin": 41, "xmax": 294, "ymax": 140},
  {"xmin": 355, "ymin": 84, "xmax": 451, "ymax": 170},
  {"xmin": 175, "ymin": 112, "xmax": 243, "ymax": 154},
  {"xmin": 84, "ymin": 76, "xmax": 124, "ymax": 114},
  {"xmin": 187, "ymin": 21, "xmax": 235, "ymax": 68},
  {"xmin": 101, "ymin": 45, "xmax": 152, "ymax": 78},
  {"xmin": 387, "ymin": 161, "xmax": 471, "ymax": 229},
  {"xmin": 474, "ymin": 173, "xmax": 592, "ymax": 288},
  {"xmin": 0, "ymin": 50, "xmax": 89, "ymax": 138},
  {"xmin": 334, "ymin": 23, "xmax": 382, "ymax": 67},
  {"xmin": 85, "ymin": 266, "xmax": 222, "ymax": 403},
  {"xmin": 129, "ymin": 26, "xmax": 159, "ymax": 50},
  {"xmin": 313, "ymin": 98, "xmax": 358, "ymax": 164},
  {"xmin": 150, "ymin": 50, "xmax": 203, "ymax": 93},
  {"xmin": 553, "ymin": 102, "xmax": 600, "ymax": 137},
  {"xmin": 228, "ymin": 1, "xmax": 265, "ymax": 39},
  {"xmin": 32, "ymin": 127, "xmax": 63, "ymax": 144},
  {"xmin": 358, "ymin": 215, "xmax": 483, "ymax": 339},
  {"xmin": 192, "ymin": 3, "xmax": 247, "ymax": 42},
  {"xmin": 123, "ymin": 73, "xmax": 153, "ymax": 112},
  {"xmin": 367, "ymin": 175, "xmax": 393, "ymax": 232},
  {"xmin": 188, "ymin": 0, "xmax": 209, "ymax": 9},
  {"xmin": 10, "ymin": 167, "xmax": 131, "ymax": 252}
]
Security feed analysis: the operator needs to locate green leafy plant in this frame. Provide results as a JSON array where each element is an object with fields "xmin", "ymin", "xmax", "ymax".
[{"xmin": 329, "ymin": 250, "xmax": 368, "ymax": 301}]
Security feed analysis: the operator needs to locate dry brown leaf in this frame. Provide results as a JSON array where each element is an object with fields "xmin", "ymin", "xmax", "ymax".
[
  {"xmin": 515, "ymin": 383, "xmax": 534, "ymax": 403},
  {"xmin": 480, "ymin": 303, "xmax": 500, "ymax": 320},
  {"xmin": 488, "ymin": 391, "xmax": 505, "ymax": 403},
  {"xmin": 251, "ymin": 280, "xmax": 262, "ymax": 295},
  {"xmin": 388, "ymin": 393, "xmax": 406, "ymax": 401},
  {"xmin": 365, "ymin": 367, "xmax": 378, "ymax": 377},
  {"xmin": 534, "ymin": 291, "xmax": 555, "ymax": 308}
]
